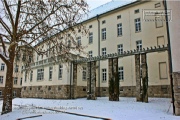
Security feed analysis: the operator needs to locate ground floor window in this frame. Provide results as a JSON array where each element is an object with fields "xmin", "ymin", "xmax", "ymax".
[{"xmin": 37, "ymin": 69, "xmax": 44, "ymax": 80}]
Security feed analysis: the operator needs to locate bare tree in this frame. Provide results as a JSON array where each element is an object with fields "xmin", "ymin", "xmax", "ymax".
[{"xmin": 0, "ymin": 0, "xmax": 88, "ymax": 114}]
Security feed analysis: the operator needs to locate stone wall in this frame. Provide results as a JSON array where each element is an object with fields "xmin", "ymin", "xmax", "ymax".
[
  {"xmin": 0, "ymin": 87, "xmax": 21, "ymax": 98},
  {"xmin": 173, "ymin": 72, "xmax": 180, "ymax": 115},
  {"xmin": 21, "ymin": 85, "xmax": 87, "ymax": 99},
  {"xmin": 96, "ymin": 85, "xmax": 171, "ymax": 98}
]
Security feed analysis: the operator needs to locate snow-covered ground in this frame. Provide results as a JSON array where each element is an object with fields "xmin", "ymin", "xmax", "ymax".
[{"xmin": 0, "ymin": 97, "xmax": 180, "ymax": 120}]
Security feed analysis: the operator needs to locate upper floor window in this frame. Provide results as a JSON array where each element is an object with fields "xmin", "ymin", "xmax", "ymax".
[
  {"xmin": 102, "ymin": 28, "xmax": 106, "ymax": 40},
  {"xmin": 77, "ymin": 36, "xmax": 81, "ymax": 46},
  {"xmin": 117, "ymin": 15, "xmax": 121, "ymax": 19},
  {"xmin": 118, "ymin": 67, "xmax": 124, "ymax": 80},
  {"xmin": 102, "ymin": 47, "xmax": 106, "ymax": 56},
  {"xmin": 49, "ymin": 66, "xmax": 53, "ymax": 80},
  {"xmin": 155, "ymin": 3, "xmax": 161, "ymax": 8},
  {"xmin": 0, "ymin": 76, "xmax": 3, "ymax": 84},
  {"xmin": 117, "ymin": 44, "xmax": 123, "ymax": 54},
  {"xmin": 37, "ymin": 69, "xmax": 44, "ymax": 80},
  {"xmin": 0, "ymin": 63, "xmax": 5, "ymax": 71},
  {"xmin": 89, "ymin": 51, "xmax": 93, "ymax": 58},
  {"xmin": 59, "ymin": 65, "xmax": 63, "ymax": 79},
  {"xmin": 20, "ymin": 78, "xmax": 22, "ymax": 85},
  {"xmin": 117, "ymin": 23, "xmax": 122, "ymax": 36},
  {"xmin": 135, "ymin": 18, "xmax": 141, "ymax": 32},
  {"xmin": 89, "ymin": 25, "xmax": 92, "ymax": 28},
  {"xmin": 30, "ymin": 71, "xmax": 33, "ymax": 82},
  {"xmin": 0, "ymin": 90, "xmax": 2, "ymax": 96},
  {"xmin": 89, "ymin": 32, "xmax": 93, "ymax": 44},
  {"xmin": 136, "ymin": 40, "xmax": 142, "ymax": 51},
  {"xmin": 82, "ymin": 67, "xmax": 86, "ymax": 80},
  {"xmin": 102, "ymin": 20, "xmax": 106, "ymax": 24},
  {"xmin": 14, "ymin": 65, "xmax": 19, "ymax": 73},
  {"xmin": 155, "ymin": 14, "xmax": 163, "ymax": 28},
  {"xmin": 134, "ymin": 9, "xmax": 139, "ymax": 14},
  {"xmin": 102, "ymin": 69, "xmax": 107, "ymax": 82},
  {"xmin": 14, "ymin": 77, "xmax": 18, "ymax": 85}
]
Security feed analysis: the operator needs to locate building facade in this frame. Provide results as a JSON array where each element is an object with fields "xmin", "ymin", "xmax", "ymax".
[
  {"xmin": 0, "ymin": 42, "xmax": 22, "ymax": 98},
  {"xmin": 20, "ymin": 0, "xmax": 172, "ymax": 99}
]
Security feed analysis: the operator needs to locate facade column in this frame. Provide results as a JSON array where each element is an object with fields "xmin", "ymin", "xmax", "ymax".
[
  {"xmin": 141, "ymin": 53, "xmax": 148, "ymax": 103},
  {"xmin": 173, "ymin": 72, "xmax": 180, "ymax": 115},
  {"xmin": 109, "ymin": 58, "xmax": 119, "ymax": 101},
  {"xmin": 72, "ymin": 63, "xmax": 77, "ymax": 99},
  {"xmin": 135, "ymin": 54, "xmax": 141, "ymax": 101},
  {"xmin": 87, "ymin": 61, "xmax": 96, "ymax": 100}
]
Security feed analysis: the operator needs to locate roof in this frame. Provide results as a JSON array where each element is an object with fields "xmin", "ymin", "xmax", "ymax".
[{"xmin": 82, "ymin": 0, "xmax": 137, "ymax": 21}]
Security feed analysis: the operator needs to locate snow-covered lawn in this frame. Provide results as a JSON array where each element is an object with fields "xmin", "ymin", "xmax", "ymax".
[{"xmin": 0, "ymin": 97, "xmax": 179, "ymax": 120}]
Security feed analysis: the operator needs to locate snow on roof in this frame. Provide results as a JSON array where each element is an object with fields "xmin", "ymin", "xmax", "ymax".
[{"xmin": 82, "ymin": 0, "xmax": 137, "ymax": 21}]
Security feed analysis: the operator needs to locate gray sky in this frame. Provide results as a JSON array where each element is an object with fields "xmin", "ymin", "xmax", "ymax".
[{"xmin": 86, "ymin": 0, "xmax": 112, "ymax": 10}]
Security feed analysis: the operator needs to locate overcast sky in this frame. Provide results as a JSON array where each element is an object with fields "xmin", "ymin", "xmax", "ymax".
[{"xmin": 86, "ymin": 0, "xmax": 113, "ymax": 10}]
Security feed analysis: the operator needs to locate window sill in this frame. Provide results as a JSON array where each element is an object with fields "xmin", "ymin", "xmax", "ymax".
[{"xmin": 135, "ymin": 31, "xmax": 141, "ymax": 33}]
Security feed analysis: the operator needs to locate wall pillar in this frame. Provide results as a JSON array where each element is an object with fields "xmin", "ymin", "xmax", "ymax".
[
  {"xmin": 87, "ymin": 61, "xmax": 96, "ymax": 100},
  {"xmin": 108, "ymin": 58, "xmax": 119, "ymax": 101},
  {"xmin": 72, "ymin": 63, "xmax": 77, "ymax": 99},
  {"xmin": 173, "ymin": 72, "xmax": 180, "ymax": 115},
  {"xmin": 135, "ymin": 54, "xmax": 141, "ymax": 101},
  {"xmin": 141, "ymin": 53, "xmax": 148, "ymax": 103}
]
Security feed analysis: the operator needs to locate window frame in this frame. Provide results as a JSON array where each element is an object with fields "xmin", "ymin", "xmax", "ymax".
[
  {"xmin": 37, "ymin": 68, "xmax": 44, "ymax": 81},
  {"xmin": 0, "ymin": 76, "xmax": 3, "ymax": 84},
  {"xmin": 118, "ymin": 67, "xmax": 124, "ymax": 81},
  {"xmin": 0, "ymin": 63, "xmax": 5, "ymax": 71},
  {"xmin": 117, "ymin": 44, "xmax": 123, "ymax": 54},
  {"xmin": 58, "ymin": 65, "xmax": 63, "ymax": 80},
  {"xmin": 14, "ymin": 77, "xmax": 18, "ymax": 85},
  {"xmin": 117, "ymin": 23, "xmax": 122, "ymax": 36},
  {"xmin": 136, "ymin": 40, "xmax": 142, "ymax": 51},
  {"xmin": 135, "ymin": 18, "xmax": 141, "ymax": 32},
  {"xmin": 102, "ymin": 47, "xmax": 106, "ymax": 56},
  {"xmin": 89, "ymin": 32, "xmax": 93, "ymax": 44},
  {"xmin": 82, "ymin": 67, "xmax": 87, "ymax": 81},
  {"xmin": 102, "ymin": 28, "xmax": 106, "ymax": 40},
  {"xmin": 49, "ymin": 66, "xmax": 53, "ymax": 80},
  {"xmin": 102, "ymin": 68, "xmax": 107, "ymax": 82}
]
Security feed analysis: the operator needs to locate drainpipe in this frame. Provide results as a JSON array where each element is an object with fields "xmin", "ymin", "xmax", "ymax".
[
  {"xmin": 164, "ymin": 0, "xmax": 175, "ymax": 114},
  {"xmin": 70, "ymin": 61, "xmax": 72, "ymax": 99},
  {"xmin": 96, "ymin": 15, "xmax": 100, "ymax": 97}
]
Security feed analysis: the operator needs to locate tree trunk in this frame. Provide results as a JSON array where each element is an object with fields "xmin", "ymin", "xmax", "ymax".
[{"xmin": 1, "ymin": 62, "xmax": 14, "ymax": 115}]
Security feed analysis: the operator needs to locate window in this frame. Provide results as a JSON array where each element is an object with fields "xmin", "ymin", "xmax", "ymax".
[
  {"xmin": 155, "ymin": 3, "xmax": 161, "ymax": 8},
  {"xmin": 13, "ymin": 90, "xmax": 16, "ymax": 97},
  {"xmin": 117, "ymin": 23, "xmax": 122, "ymax": 36},
  {"xmin": 49, "ymin": 66, "xmax": 53, "ymax": 80},
  {"xmin": 1, "ymin": 63, "xmax": 5, "ymax": 71},
  {"xmin": 20, "ymin": 78, "xmax": 22, "ymax": 85},
  {"xmin": 25, "ymin": 71, "xmax": 27, "ymax": 82},
  {"xmin": 37, "ymin": 69, "xmax": 44, "ymax": 80},
  {"xmin": 14, "ymin": 77, "xmax": 18, "ymax": 85},
  {"xmin": 21, "ymin": 66, "xmax": 23, "ymax": 73},
  {"xmin": 155, "ymin": 15, "xmax": 163, "ymax": 28},
  {"xmin": 102, "ymin": 20, "xmax": 106, "ymax": 24},
  {"xmin": 159, "ymin": 62, "xmax": 168, "ymax": 79},
  {"xmin": 118, "ymin": 67, "xmax": 124, "ymax": 80},
  {"xmin": 82, "ymin": 67, "xmax": 86, "ymax": 80},
  {"xmin": 117, "ymin": 15, "xmax": 121, "ymax": 19},
  {"xmin": 136, "ymin": 40, "xmax": 142, "ymax": 51},
  {"xmin": 29, "ymin": 87, "xmax": 32, "ymax": 90},
  {"xmin": 77, "ymin": 36, "xmax": 81, "ymax": 46},
  {"xmin": 89, "ymin": 32, "xmax": 93, "ymax": 44},
  {"xmin": 67, "ymin": 40, "xmax": 71, "ymax": 47},
  {"xmin": 48, "ymin": 86, "xmax": 51, "ymax": 91},
  {"xmin": 0, "ymin": 91, "xmax": 2, "ymax": 96},
  {"xmin": 102, "ymin": 47, "xmax": 106, "ymax": 56},
  {"xmin": 117, "ymin": 44, "xmax": 123, "ymax": 54},
  {"xmin": 89, "ymin": 51, "xmax": 93, "ymax": 58},
  {"xmin": 134, "ymin": 9, "xmax": 139, "ymax": 14},
  {"xmin": 157, "ymin": 36, "xmax": 165, "ymax": 46},
  {"xmin": 102, "ymin": 28, "xmax": 106, "ymax": 40},
  {"xmin": 14, "ymin": 65, "xmax": 19, "ymax": 72},
  {"xmin": 59, "ymin": 65, "xmax": 63, "ymax": 79},
  {"xmin": 89, "ymin": 25, "xmax": 92, "ymax": 28},
  {"xmin": 30, "ymin": 71, "xmax": 33, "ymax": 82},
  {"xmin": 102, "ymin": 69, "xmax": 107, "ymax": 82},
  {"xmin": 38, "ymin": 86, "xmax": 41, "ymax": 90},
  {"xmin": 135, "ymin": 18, "xmax": 141, "ymax": 32},
  {"xmin": 0, "ymin": 76, "xmax": 3, "ymax": 84}
]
